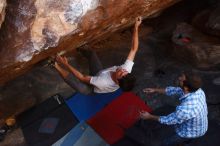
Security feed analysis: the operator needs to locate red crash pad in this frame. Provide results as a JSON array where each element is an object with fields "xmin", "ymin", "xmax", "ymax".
[{"xmin": 87, "ymin": 92, "xmax": 152, "ymax": 144}]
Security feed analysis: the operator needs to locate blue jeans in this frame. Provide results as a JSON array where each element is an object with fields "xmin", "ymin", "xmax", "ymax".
[{"xmin": 162, "ymin": 133, "xmax": 192, "ymax": 146}]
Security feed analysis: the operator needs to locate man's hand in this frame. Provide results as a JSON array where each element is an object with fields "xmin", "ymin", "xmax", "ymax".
[
  {"xmin": 143, "ymin": 88, "xmax": 156, "ymax": 94},
  {"xmin": 140, "ymin": 111, "xmax": 159, "ymax": 121},
  {"xmin": 140, "ymin": 111, "xmax": 152, "ymax": 120},
  {"xmin": 135, "ymin": 16, "xmax": 142, "ymax": 28},
  {"xmin": 56, "ymin": 55, "xmax": 69, "ymax": 66}
]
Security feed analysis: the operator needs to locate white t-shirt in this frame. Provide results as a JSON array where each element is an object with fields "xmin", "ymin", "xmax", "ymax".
[{"xmin": 90, "ymin": 59, "xmax": 134, "ymax": 93}]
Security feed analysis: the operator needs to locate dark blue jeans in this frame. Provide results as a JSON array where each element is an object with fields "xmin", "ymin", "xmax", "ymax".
[{"xmin": 162, "ymin": 133, "xmax": 192, "ymax": 146}]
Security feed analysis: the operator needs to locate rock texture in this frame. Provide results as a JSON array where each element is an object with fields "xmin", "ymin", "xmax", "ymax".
[
  {"xmin": 172, "ymin": 23, "xmax": 220, "ymax": 69},
  {"xmin": 0, "ymin": 0, "xmax": 6, "ymax": 28},
  {"xmin": 192, "ymin": 2, "xmax": 220, "ymax": 37},
  {"xmin": 0, "ymin": 0, "xmax": 180, "ymax": 85}
]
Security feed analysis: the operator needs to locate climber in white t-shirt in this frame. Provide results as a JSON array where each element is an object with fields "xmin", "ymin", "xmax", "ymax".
[{"xmin": 54, "ymin": 16, "xmax": 142, "ymax": 94}]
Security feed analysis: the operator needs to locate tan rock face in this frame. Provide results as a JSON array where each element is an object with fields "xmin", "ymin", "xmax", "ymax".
[
  {"xmin": 0, "ymin": 0, "xmax": 180, "ymax": 85},
  {"xmin": 0, "ymin": 0, "xmax": 6, "ymax": 28}
]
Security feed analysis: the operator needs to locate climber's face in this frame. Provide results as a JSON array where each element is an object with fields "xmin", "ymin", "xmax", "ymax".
[{"xmin": 115, "ymin": 68, "xmax": 128, "ymax": 79}]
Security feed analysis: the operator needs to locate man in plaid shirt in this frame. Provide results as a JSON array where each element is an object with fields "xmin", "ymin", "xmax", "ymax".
[{"xmin": 140, "ymin": 72, "xmax": 208, "ymax": 146}]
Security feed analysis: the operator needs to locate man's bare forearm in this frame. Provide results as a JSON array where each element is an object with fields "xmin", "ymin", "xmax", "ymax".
[
  {"xmin": 132, "ymin": 26, "xmax": 139, "ymax": 52},
  {"xmin": 127, "ymin": 26, "xmax": 139, "ymax": 61},
  {"xmin": 140, "ymin": 111, "xmax": 160, "ymax": 122},
  {"xmin": 65, "ymin": 64, "xmax": 90, "ymax": 83},
  {"xmin": 66, "ymin": 64, "xmax": 84, "ymax": 79},
  {"xmin": 149, "ymin": 114, "xmax": 160, "ymax": 122},
  {"xmin": 154, "ymin": 88, "xmax": 166, "ymax": 94}
]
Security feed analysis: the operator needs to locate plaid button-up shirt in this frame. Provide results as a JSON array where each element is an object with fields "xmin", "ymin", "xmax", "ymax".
[{"xmin": 159, "ymin": 87, "xmax": 208, "ymax": 138}]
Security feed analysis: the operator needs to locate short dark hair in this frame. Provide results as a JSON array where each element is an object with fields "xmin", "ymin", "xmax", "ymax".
[
  {"xmin": 118, "ymin": 73, "xmax": 136, "ymax": 92},
  {"xmin": 183, "ymin": 72, "xmax": 202, "ymax": 92}
]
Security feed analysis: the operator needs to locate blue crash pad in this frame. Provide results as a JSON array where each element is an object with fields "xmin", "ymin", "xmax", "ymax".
[
  {"xmin": 52, "ymin": 122, "xmax": 108, "ymax": 146},
  {"xmin": 66, "ymin": 89, "xmax": 122, "ymax": 121}
]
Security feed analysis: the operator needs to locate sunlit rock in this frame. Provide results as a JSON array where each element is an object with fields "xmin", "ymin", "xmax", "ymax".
[
  {"xmin": 0, "ymin": 0, "xmax": 180, "ymax": 85},
  {"xmin": 0, "ymin": 0, "xmax": 6, "ymax": 28}
]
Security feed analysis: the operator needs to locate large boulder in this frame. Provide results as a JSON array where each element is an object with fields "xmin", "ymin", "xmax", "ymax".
[
  {"xmin": 0, "ymin": 0, "xmax": 180, "ymax": 85},
  {"xmin": 172, "ymin": 23, "xmax": 220, "ymax": 69},
  {"xmin": 0, "ymin": 0, "xmax": 6, "ymax": 28}
]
